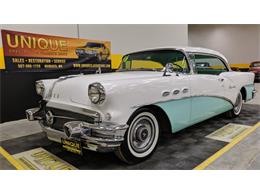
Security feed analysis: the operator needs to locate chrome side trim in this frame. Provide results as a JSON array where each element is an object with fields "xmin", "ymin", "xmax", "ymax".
[{"xmin": 131, "ymin": 95, "xmax": 234, "ymax": 109}]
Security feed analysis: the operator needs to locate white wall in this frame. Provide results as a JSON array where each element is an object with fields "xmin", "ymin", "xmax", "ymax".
[
  {"xmin": 0, "ymin": 24, "xmax": 188, "ymax": 54},
  {"xmin": 258, "ymin": 26, "xmax": 260, "ymax": 59},
  {"xmin": 0, "ymin": 24, "xmax": 78, "ymax": 47},
  {"xmin": 188, "ymin": 24, "xmax": 260, "ymax": 64},
  {"xmin": 78, "ymin": 24, "xmax": 188, "ymax": 54}
]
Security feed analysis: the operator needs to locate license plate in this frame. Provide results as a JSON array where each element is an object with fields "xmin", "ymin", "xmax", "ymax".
[{"xmin": 61, "ymin": 138, "xmax": 82, "ymax": 155}]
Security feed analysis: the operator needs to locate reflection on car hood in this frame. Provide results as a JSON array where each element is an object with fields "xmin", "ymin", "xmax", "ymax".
[
  {"xmin": 48, "ymin": 71, "xmax": 167, "ymax": 103},
  {"xmin": 59, "ymin": 71, "xmax": 165, "ymax": 84}
]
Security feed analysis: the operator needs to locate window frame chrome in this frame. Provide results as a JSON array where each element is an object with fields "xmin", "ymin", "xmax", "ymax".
[{"xmin": 187, "ymin": 52, "xmax": 231, "ymax": 75}]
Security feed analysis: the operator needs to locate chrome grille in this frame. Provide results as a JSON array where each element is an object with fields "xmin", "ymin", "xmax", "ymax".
[{"xmin": 43, "ymin": 107, "xmax": 95, "ymax": 131}]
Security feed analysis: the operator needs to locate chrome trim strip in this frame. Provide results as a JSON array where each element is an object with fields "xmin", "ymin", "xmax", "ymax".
[
  {"xmin": 120, "ymin": 48, "xmax": 194, "ymax": 75},
  {"xmin": 131, "ymin": 95, "xmax": 234, "ymax": 109},
  {"xmin": 52, "ymin": 115, "xmax": 76, "ymax": 120},
  {"xmin": 46, "ymin": 75, "xmax": 81, "ymax": 100},
  {"xmin": 46, "ymin": 101, "xmax": 101, "ymax": 121},
  {"xmin": 187, "ymin": 52, "xmax": 231, "ymax": 72}
]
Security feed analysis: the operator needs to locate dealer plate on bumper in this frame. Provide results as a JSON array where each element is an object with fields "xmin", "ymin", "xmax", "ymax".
[{"xmin": 61, "ymin": 138, "xmax": 82, "ymax": 155}]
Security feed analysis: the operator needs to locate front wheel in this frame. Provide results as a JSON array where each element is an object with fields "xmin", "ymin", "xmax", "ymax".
[
  {"xmin": 115, "ymin": 109, "xmax": 160, "ymax": 164},
  {"xmin": 226, "ymin": 92, "xmax": 243, "ymax": 118}
]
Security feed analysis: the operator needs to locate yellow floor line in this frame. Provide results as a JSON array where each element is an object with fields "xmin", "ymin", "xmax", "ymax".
[
  {"xmin": 0, "ymin": 147, "xmax": 24, "ymax": 170},
  {"xmin": 194, "ymin": 122, "xmax": 260, "ymax": 170}
]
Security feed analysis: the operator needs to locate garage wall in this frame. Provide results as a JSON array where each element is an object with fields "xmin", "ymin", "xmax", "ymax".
[
  {"xmin": 0, "ymin": 24, "xmax": 188, "ymax": 53},
  {"xmin": 0, "ymin": 24, "xmax": 79, "ymax": 47},
  {"xmin": 258, "ymin": 26, "xmax": 260, "ymax": 59},
  {"xmin": 188, "ymin": 24, "xmax": 260, "ymax": 64},
  {"xmin": 78, "ymin": 24, "xmax": 188, "ymax": 54}
]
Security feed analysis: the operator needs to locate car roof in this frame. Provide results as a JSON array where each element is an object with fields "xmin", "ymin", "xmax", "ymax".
[{"xmin": 125, "ymin": 46, "xmax": 228, "ymax": 63}]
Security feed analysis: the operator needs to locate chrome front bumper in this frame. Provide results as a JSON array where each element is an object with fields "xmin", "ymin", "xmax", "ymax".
[{"xmin": 26, "ymin": 107, "xmax": 128, "ymax": 152}]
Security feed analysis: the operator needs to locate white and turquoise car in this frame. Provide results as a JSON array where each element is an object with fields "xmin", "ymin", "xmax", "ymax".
[{"xmin": 26, "ymin": 47, "xmax": 256, "ymax": 164}]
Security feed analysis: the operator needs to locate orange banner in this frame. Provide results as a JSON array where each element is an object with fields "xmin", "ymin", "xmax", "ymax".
[{"xmin": 1, "ymin": 29, "xmax": 111, "ymax": 71}]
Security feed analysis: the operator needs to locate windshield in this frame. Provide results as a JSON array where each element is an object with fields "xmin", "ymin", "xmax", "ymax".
[
  {"xmin": 85, "ymin": 42, "xmax": 103, "ymax": 48},
  {"xmin": 119, "ymin": 50, "xmax": 189, "ymax": 72},
  {"xmin": 251, "ymin": 62, "xmax": 260, "ymax": 67}
]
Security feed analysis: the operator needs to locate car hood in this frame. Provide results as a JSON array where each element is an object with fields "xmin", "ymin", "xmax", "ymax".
[{"xmin": 47, "ymin": 71, "xmax": 167, "ymax": 105}]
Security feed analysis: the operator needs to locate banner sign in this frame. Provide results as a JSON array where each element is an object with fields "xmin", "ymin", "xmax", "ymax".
[{"xmin": 1, "ymin": 29, "xmax": 111, "ymax": 72}]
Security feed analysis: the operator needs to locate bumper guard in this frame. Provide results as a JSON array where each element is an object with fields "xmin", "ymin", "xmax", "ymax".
[{"xmin": 26, "ymin": 107, "xmax": 128, "ymax": 152}]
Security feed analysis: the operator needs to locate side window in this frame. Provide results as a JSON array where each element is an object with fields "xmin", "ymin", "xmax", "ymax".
[{"xmin": 192, "ymin": 54, "xmax": 228, "ymax": 75}]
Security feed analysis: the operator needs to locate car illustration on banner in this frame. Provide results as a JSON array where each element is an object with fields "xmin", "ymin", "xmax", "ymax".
[
  {"xmin": 75, "ymin": 42, "xmax": 110, "ymax": 63},
  {"xmin": 26, "ymin": 47, "xmax": 256, "ymax": 164}
]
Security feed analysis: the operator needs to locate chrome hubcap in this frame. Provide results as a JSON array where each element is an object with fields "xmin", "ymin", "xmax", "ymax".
[
  {"xmin": 129, "ymin": 116, "xmax": 156, "ymax": 153},
  {"xmin": 234, "ymin": 93, "xmax": 242, "ymax": 115}
]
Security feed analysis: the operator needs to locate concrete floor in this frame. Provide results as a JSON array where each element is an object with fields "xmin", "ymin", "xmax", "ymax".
[
  {"xmin": 0, "ymin": 120, "xmax": 41, "ymax": 142},
  {"xmin": 206, "ymin": 127, "xmax": 260, "ymax": 170},
  {"xmin": 0, "ymin": 83, "xmax": 259, "ymax": 170},
  {"xmin": 0, "ymin": 107, "xmax": 259, "ymax": 169},
  {"xmin": 0, "ymin": 154, "xmax": 15, "ymax": 170}
]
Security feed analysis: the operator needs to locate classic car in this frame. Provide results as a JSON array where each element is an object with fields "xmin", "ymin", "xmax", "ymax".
[
  {"xmin": 249, "ymin": 61, "xmax": 260, "ymax": 81},
  {"xmin": 75, "ymin": 42, "xmax": 110, "ymax": 62},
  {"xmin": 26, "ymin": 47, "xmax": 256, "ymax": 164}
]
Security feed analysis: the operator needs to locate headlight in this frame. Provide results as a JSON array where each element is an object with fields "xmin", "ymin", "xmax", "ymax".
[
  {"xmin": 35, "ymin": 81, "xmax": 45, "ymax": 96},
  {"xmin": 88, "ymin": 82, "xmax": 105, "ymax": 104}
]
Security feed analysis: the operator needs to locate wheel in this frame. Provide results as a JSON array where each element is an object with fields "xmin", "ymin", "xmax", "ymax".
[
  {"xmin": 115, "ymin": 108, "xmax": 160, "ymax": 164},
  {"xmin": 226, "ymin": 92, "xmax": 243, "ymax": 118}
]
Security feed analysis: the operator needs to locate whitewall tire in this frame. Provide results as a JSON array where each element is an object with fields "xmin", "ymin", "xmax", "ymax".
[
  {"xmin": 116, "ymin": 108, "xmax": 160, "ymax": 164},
  {"xmin": 226, "ymin": 92, "xmax": 243, "ymax": 118}
]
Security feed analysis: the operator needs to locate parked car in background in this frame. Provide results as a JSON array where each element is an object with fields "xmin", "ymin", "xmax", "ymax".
[
  {"xmin": 249, "ymin": 61, "xmax": 260, "ymax": 81},
  {"xmin": 75, "ymin": 42, "xmax": 110, "ymax": 62},
  {"xmin": 26, "ymin": 47, "xmax": 256, "ymax": 164}
]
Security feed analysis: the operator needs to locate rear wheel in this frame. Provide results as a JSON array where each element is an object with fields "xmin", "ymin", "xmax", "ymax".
[
  {"xmin": 226, "ymin": 92, "xmax": 243, "ymax": 118},
  {"xmin": 115, "ymin": 109, "xmax": 160, "ymax": 164}
]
